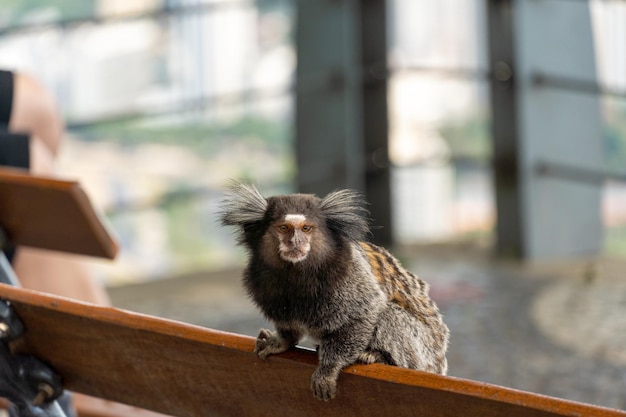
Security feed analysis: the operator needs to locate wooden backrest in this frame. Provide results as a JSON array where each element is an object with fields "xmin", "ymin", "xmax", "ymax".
[
  {"xmin": 1, "ymin": 284, "xmax": 624, "ymax": 417},
  {"xmin": 0, "ymin": 167, "xmax": 118, "ymax": 259}
]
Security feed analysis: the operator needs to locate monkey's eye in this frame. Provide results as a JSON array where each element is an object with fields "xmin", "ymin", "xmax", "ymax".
[
  {"xmin": 302, "ymin": 225, "xmax": 314, "ymax": 233},
  {"xmin": 277, "ymin": 225, "xmax": 289, "ymax": 233}
]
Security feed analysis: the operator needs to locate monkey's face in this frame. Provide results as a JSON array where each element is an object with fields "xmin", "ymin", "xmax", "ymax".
[
  {"xmin": 259, "ymin": 194, "xmax": 332, "ymax": 266},
  {"xmin": 272, "ymin": 214, "xmax": 315, "ymax": 263},
  {"xmin": 222, "ymin": 185, "xmax": 367, "ymax": 268}
]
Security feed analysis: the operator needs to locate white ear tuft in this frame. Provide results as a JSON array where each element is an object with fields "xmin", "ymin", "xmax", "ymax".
[
  {"xmin": 219, "ymin": 182, "xmax": 268, "ymax": 227},
  {"xmin": 319, "ymin": 189, "xmax": 370, "ymax": 241}
]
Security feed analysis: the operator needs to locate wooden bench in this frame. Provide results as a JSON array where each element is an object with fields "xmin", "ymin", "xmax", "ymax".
[
  {"xmin": 0, "ymin": 167, "xmax": 117, "ymax": 260},
  {"xmin": 0, "ymin": 167, "xmax": 624, "ymax": 417}
]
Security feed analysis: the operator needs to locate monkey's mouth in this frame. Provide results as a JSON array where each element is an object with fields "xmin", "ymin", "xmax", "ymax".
[{"xmin": 279, "ymin": 248, "xmax": 309, "ymax": 263}]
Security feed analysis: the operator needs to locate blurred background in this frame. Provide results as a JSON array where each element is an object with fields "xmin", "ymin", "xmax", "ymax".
[{"xmin": 1, "ymin": 0, "xmax": 626, "ymax": 411}]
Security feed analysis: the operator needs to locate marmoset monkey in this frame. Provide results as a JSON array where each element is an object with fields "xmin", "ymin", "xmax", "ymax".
[{"xmin": 219, "ymin": 183, "xmax": 449, "ymax": 400}]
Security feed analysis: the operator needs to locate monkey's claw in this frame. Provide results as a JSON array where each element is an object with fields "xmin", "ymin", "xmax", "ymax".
[
  {"xmin": 311, "ymin": 371, "xmax": 338, "ymax": 401},
  {"xmin": 254, "ymin": 328, "xmax": 289, "ymax": 360},
  {"xmin": 254, "ymin": 329, "xmax": 274, "ymax": 360}
]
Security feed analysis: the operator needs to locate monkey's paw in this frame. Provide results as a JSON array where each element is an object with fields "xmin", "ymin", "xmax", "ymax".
[
  {"xmin": 311, "ymin": 369, "xmax": 338, "ymax": 401},
  {"xmin": 254, "ymin": 329, "xmax": 290, "ymax": 360}
]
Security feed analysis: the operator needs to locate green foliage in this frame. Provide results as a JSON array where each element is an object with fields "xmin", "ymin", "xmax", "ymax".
[
  {"xmin": 604, "ymin": 224, "xmax": 626, "ymax": 256},
  {"xmin": 438, "ymin": 107, "xmax": 626, "ymax": 174},
  {"xmin": 438, "ymin": 112, "xmax": 491, "ymax": 159},
  {"xmin": 1, "ymin": 0, "xmax": 95, "ymax": 24},
  {"xmin": 78, "ymin": 115, "xmax": 292, "ymax": 157},
  {"xmin": 603, "ymin": 114, "xmax": 626, "ymax": 172}
]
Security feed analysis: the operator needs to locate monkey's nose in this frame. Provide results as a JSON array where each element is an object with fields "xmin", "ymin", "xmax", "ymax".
[{"xmin": 291, "ymin": 231, "xmax": 306, "ymax": 245}]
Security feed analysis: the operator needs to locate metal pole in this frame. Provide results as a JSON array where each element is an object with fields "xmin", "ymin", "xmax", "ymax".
[
  {"xmin": 295, "ymin": 0, "xmax": 392, "ymax": 244},
  {"xmin": 487, "ymin": 0, "xmax": 525, "ymax": 257}
]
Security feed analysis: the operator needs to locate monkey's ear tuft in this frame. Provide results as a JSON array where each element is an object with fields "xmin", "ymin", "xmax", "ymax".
[
  {"xmin": 319, "ymin": 189, "xmax": 370, "ymax": 241},
  {"xmin": 219, "ymin": 181, "xmax": 268, "ymax": 227}
]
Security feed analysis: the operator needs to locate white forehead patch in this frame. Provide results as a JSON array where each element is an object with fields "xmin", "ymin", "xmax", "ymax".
[{"xmin": 285, "ymin": 214, "xmax": 306, "ymax": 223}]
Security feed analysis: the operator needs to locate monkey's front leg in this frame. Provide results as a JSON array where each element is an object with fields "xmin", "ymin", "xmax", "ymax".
[
  {"xmin": 311, "ymin": 323, "xmax": 371, "ymax": 401},
  {"xmin": 255, "ymin": 326, "xmax": 301, "ymax": 360}
]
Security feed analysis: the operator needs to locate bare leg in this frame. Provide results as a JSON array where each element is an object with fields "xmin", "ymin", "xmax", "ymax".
[
  {"xmin": 3, "ymin": 71, "xmax": 173, "ymax": 416},
  {"xmin": 9, "ymin": 72, "xmax": 63, "ymax": 155},
  {"xmin": 6, "ymin": 72, "xmax": 107, "ymax": 305},
  {"xmin": 13, "ymin": 248, "xmax": 110, "ymax": 305},
  {"xmin": 7, "ymin": 133, "xmax": 109, "ymax": 304}
]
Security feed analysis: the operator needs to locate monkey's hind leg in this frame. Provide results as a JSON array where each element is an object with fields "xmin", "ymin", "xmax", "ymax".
[
  {"xmin": 355, "ymin": 350, "xmax": 395, "ymax": 365},
  {"xmin": 368, "ymin": 303, "xmax": 448, "ymax": 375}
]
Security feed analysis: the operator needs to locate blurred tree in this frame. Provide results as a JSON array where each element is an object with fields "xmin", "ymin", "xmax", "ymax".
[{"xmin": 438, "ymin": 112, "xmax": 491, "ymax": 160}]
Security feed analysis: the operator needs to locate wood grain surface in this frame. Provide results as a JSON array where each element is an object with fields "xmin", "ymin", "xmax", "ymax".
[
  {"xmin": 1, "ymin": 284, "xmax": 624, "ymax": 417},
  {"xmin": 0, "ymin": 167, "xmax": 118, "ymax": 259}
]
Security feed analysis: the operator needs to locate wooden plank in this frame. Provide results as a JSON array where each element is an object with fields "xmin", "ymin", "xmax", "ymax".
[
  {"xmin": 1, "ymin": 284, "xmax": 623, "ymax": 417},
  {"xmin": 0, "ymin": 167, "xmax": 118, "ymax": 259}
]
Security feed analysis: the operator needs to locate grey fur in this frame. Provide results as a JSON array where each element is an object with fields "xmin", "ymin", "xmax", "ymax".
[{"xmin": 219, "ymin": 184, "xmax": 449, "ymax": 401}]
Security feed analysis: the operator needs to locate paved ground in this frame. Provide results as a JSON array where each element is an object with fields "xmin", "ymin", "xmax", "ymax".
[{"xmin": 108, "ymin": 241, "xmax": 626, "ymax": 411}]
